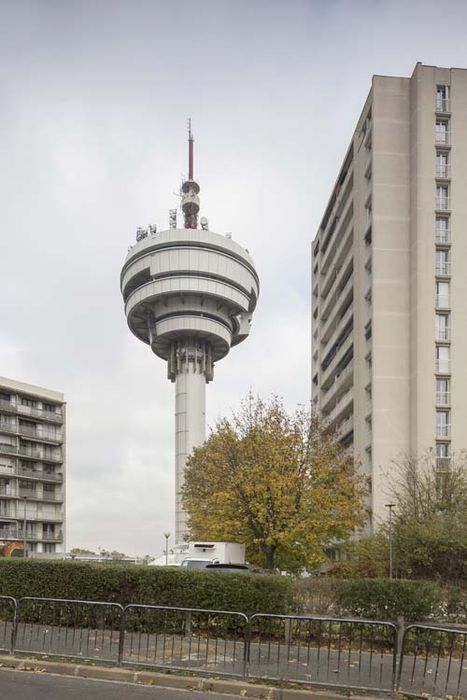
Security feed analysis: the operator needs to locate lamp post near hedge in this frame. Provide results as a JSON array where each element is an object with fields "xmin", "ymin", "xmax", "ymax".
[{"xmin": 164, "ymin": 531, "xmax": 170, "ymax": 566}]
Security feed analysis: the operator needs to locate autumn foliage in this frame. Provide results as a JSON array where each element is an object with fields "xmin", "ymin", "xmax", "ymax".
[{"xmin": 182, "ymin": 395, "xmax": 366, "ymax": 572}]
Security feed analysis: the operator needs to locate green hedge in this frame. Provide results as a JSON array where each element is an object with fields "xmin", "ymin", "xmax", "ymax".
[
  {"xmin": 334, "ymin": 578, "xmax": 441, "ymax": 621},
  {"xmin": 0, "ymin": 559, "xmax": 292, "ymax": 616}
]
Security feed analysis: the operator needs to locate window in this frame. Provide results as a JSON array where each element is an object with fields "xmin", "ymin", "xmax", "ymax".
[
  {"xmin": 20, "ymin": 397, "xmax": 34, "ymax": 408},
  {"xmin": 43, "ymin": 483, "xmax": 55, "ymax": 494},
  {"xmin": 42, "ymin": 403, "xmax": 57, "ymax": 413},
  {"xmin": 0, "ymin": 393, "xmax": 11, "ymax": 402},
  {"xmin": 436, "ymin": 216, "xmax": 450, "ymax": 243},
  {"xmin": 436, "ymin": 313, "xmax": 450, "ymax": 341},
  {"xmin": 436, "ymin": 151, "xmax": 450, "ymax": 178},
  {"xmin": 436, "ymin": 281, "xmax": 449, "ymax": 308},
  {"xmin": 436, "ymin": 249, "xmax": 450, "ymax": 276},
  {"xmin": 19, "ymin": 480, "xmax": 35, "ymax": 491},
  {"xmin": 436, "ymin": 410, "xmax": 450, "ymax": 437},
  {"xmin": 435, "ymin": 120, "xmax": 450, "ymax": 145},
  {"xmin": 436, "ymin": 442, "xmax": 450, "ymax": 459},
  {"xmin": 43, "ymin": 543, "xmax": 56, "ymax": 553},
  {"xmin": 436, "ymin": 378, "xmax": 450, "ymax": 405},
  {"xmin": 436, "ymin": 85, "xmax": 450, "ymax": 111},
  {"xmin": 436, "ymin": 345, "xmax": 450, "ymax": 373},
  {"xmin": 436, "ymin": 184, "xmax": 449, "ymax": 209}
]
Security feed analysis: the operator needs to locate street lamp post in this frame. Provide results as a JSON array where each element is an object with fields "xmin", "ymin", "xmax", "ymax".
[
  {"xmin": 385, "ymin": 503, "xmax": 396, "ymax": 579},
  {"xmin": 23, "ymin": 496, "xmax": 27, "ymax": 558},
  {"xmin": 163, "ymin": 531, "xmax": 170, "ymax": 566}
]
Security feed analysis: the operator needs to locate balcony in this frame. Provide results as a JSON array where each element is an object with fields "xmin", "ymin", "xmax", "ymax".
[
  {"xmin": 436, "ymin": 392, "xmax": 450, "ymax": 406},
  {"xmin": 435, "ymin": 197, "xmax": 450, "ymax": 211},
  {"xmin": 436, "ymin": 328, "xmax": 450, "ymax": 342},
  {"xmin": 436, "ymin": 163, "xmax": 451, "ymax": 178},
  {"xmin": 436, "ymin": 360, "xmax": 451, "ymax": 374},
  {"xmin": 17, "ymin": 468, "xmax": 63, "ymax": 482},
  {"xmin": 0, "ymin": 444, "xmax": 17, "ymax": 455},
  {"xmin": 435, "ymin": 227, "xmax": 450, "ymax": 244},
  {"xmin": 0, "ymin": 421, "xmax": 16, "ymax": 434},
  {"xmin": 436, "ymin": 457, "xmax": 451, "ymax": 470},
  {"xmin": 436, "ymin": 98, "xmax": 451, "ymax": 113},
  {"xmin": 0, "ymin": 399, "xmax": 16, "ymax": 414},
  {"xmin": 435, "ymin": 130, "xmax": 450, "ymax": 146},
  {"xmin": 338, "ymin": 415, "xmax": 354, "ymax": 438},
  {"xmin": 20, "ymin": 425, "xmax": 62, "ymax": 443},
  {"xmin": 16, "ymin": 404, "xmax": 63, "ymax": 423},
  {"xmin": 435, "ymin": 294, "xmax": 450, "ymax": 309},
  {"xmin": 18, "ymin": 446, "xmax": 62, "ymax": 463},
  {"xmin": 435, "ymin": 262, "xmax": 451, "ymax": 276},
  {"xmin": 436, "ymin": 424, "xmax": 450, "ymax": 439}
]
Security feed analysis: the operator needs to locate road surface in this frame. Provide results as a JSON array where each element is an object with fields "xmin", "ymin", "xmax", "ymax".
[{"xmin": 0, "ymin": 668, "xmax": 233, "ymax": 699}]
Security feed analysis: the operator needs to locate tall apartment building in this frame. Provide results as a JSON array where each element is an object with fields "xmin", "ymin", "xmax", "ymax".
[
  {"xmin": 0, "ymin": 377, "xmax": 66, "ymax": 554},
  {"xmin": 311, "ymin": 63, "xmax": 467, "ymax": 528}
]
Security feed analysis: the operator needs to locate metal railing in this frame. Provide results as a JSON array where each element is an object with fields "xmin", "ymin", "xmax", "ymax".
[
  {"xmin": 121, "ymin": 604, "xmax": 249, "ymax": 677},
  {"xmin": 436, "ymin": 98, "xmax": 451, "ymax": 113},
  {"xmin": 435, "ymin": 131, "xmax": 450, "ymax": 145},
  {"xmin": 435, "ymin": 228, "xmax": 451, "ymax": 244},
  {"xmin": 436, "ymin": 262, "xmax": 451, "ymax": 276},
  {"xmin": 0, "ymin": 597, "xmax": 464, "ymax": 697},
  {"xmin": 14, "ymin": 597, "xmax": 123, "ymax": 663},
  {"xmin": 436, "ymin": 164, "xmax": 451, "ymax": 178},
  {"xmin": 436, "ymin": 196, "xmax": 450, "ymax": 211},
  {"xmin": 247, "ymin": 614, "xmax": 397, "ymax": 692},
  {"xmin": 399, "ymin": 623, "xmax": 467, "ymax": 698}
]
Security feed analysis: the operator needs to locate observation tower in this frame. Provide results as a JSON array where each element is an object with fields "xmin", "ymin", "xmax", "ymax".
[{"xmin": 120, "ymin": 124, "xmax": 259, "ymax": 541}]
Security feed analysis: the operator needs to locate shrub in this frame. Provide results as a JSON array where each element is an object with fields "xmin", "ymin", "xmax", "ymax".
[
  {"xmin": 334, "ymin": 578, "xmax": 441, "ymax": 622},
  {"xmin": 0, "ymin": 559, "xmax": 292, "ymax": 616}
]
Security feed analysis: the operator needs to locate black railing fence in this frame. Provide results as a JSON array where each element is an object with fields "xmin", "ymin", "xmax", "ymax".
[{"xmin": 0, "ymin": 595, "xmax": 465, "ymax": 697}]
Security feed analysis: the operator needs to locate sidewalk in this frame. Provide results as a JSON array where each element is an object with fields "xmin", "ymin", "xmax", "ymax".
[{"xmin": 0, "ymin": 655, "xmax": 393, "ymax": 699}]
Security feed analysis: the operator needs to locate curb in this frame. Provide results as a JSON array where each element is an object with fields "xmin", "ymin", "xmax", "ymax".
[{"xmin": 0, "ymin": 655, "xmax": 392, "ymax": 698}]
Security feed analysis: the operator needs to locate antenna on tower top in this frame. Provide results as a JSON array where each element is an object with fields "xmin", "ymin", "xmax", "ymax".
[
  {"xmin": 181, "ymin": 119, "xmax": 200, "ymax": 229},
  {"xmin": 188, "ymin": 117, "xmax": 194, "ymax": 181}
]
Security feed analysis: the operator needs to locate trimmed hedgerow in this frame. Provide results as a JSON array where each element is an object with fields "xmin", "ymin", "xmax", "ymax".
[
  {"xmin": 333, "ymin": 578, "xmax": 441, "ymax": 622},
  {"xmin": 0, "ymin": 559, "xmax": 292, "ymax": 615}
]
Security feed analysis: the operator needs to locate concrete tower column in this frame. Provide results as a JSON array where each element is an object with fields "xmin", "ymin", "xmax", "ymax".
[{"xmin": 173, "ymin": 340, "xmax": 210, "ymax": 540}]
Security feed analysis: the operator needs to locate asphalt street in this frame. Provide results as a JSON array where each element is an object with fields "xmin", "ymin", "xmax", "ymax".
[{"xmin": 0, "ymin": 668, "xmax": 233, "ymax": 700}]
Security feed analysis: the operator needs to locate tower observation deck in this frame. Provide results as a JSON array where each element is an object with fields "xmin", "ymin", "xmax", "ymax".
[{"xmin": 120, "ymin": 125, "xmax": 259, "ymax": 541}]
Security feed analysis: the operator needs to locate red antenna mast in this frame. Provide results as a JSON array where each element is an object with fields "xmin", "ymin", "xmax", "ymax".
[{"xmin": 188, "ymin": 118, "xmax": 194, "ymax": 181}]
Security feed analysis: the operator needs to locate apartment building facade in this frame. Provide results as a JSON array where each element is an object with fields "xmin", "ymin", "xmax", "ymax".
[
  {"xmin": 312, "ymin": 63, "xmax": 467, "ymax": 528},
  {"xmin": 0, "ymin": 376, "xmax": 65, "ymax": 554}
]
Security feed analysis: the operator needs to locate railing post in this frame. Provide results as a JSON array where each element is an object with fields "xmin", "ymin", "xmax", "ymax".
[
  {"xmin": 9, "ymin": 597, "xmax": 18, "ymax": 655},
  {"xmin": 394, "ymin": 615, "xmax": 405, "ymax": 692},
  {"xmin": 185, "ymin": 611, "xmax": 192, "ymax": 638},
  {"xmin": 243, "ymin": 618, "xmax": 251, "ymax": 679},
  {"xmin": 117, "ymin": 605, "xmax": 126, "ymax": 666}
]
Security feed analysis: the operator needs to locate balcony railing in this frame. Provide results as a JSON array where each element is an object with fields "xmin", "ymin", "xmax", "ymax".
[
  {"xmin": 20, "ymin": 425, "xmax": 62, "ymax": 442},
  {"xmin": 435, "ymin": 130, "xmax": 450, "ymax": 145},
  {"xmin": 436, "ymin": 360, "xmax": 451, "ymax": 374},
  {"xmin": 17, "ymin": 468, "xmax": 63, "ymax": 482},
  {"xmin": 436, "ymin": 164, "xmax": 451, "ymax": 178},
  {"xmin": 18, "ymin": 446, "xmax": 62, "ymax": 462},
  {"xmin": 0, "ymin": 421, "xmax": 16, "ymax": 434},
  {"xmin": 436, "ymin": 392, "xmax": 450, "ymax": 405},
  {"xmin": 435, "ymin": 262, "xmax": 451, "ymax": 276},
  {"xmin": 16, "ymin": 404, "xmax": 62, "ymax": 423},
  {"xmin": 436, "ymin": 424, "xmax": 451, "ymax": 438},
  {"xmin": 435, "ymin": 196, "xmax": 450, "ymax": 211},
  {"xmin": 436, "ymin": 294, "xmax": 450, "ymax": 308},
  {"xmin": 435, "ymin": 228, "xmax": 450, "ymax": 244},
  {"xmin": 436, "ymin": 457, "xmax": 451, "ymax": 470},
  {"xmin": 0, "ymin": 399, "xmax": 15, "ymax": 412},
  {"xmin": 436, "ymin": 328, "xmax": 450, "ymax": 342},
  {"xmin": 436, "ymin": 98, "xmax": 451, "ymax": 113},
  {"xmin": 0, "ymin": 444, "xmax": 17, "ymax": 455}
]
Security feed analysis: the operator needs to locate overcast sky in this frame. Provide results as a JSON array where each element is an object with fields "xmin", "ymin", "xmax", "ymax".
[{"xmin": 2, "ymin": 0, "xmax": 467, "ymax": 556}]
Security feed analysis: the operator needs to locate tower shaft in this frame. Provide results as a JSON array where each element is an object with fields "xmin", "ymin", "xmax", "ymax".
[{"xmin": 173, "ymin": 340, "xmax": 212, "ymax": 540}]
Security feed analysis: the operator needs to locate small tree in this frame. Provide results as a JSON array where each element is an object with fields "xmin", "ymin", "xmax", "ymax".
[
  {"xmin": 182, "ymin": 395, "xmax": 366, "ymax": 572},
  {"xmin": 389, "ymin": 453, "xmax": 467, "ymax": 580}
]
